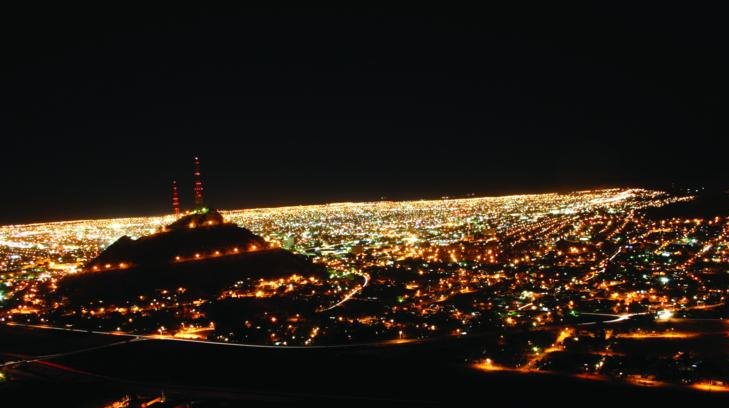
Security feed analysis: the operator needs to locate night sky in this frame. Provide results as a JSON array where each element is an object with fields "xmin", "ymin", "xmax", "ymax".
[{"xmin": 2, "ymin": 5, "xmax": 727, "ymax": 224}]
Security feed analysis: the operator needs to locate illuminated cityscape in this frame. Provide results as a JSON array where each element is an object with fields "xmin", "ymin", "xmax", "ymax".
[
  {"xmin": 3, "ymin": 186, "xmax": 729, "ymax": 403},
  {"xmin": 4, "ymin": 4, "xmax": 729, "ymax": 406}
]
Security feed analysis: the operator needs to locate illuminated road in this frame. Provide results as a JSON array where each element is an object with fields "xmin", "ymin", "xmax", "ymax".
[
  {"xmin": 3, "ymin": 322, "xmax": 413, "ymax": 352},
  {"xmin": 2, "ymin": 307, "xmax": 639, "ymax": 360},
  {"xmin": 1, "ymin": 335, "xmax": 144, "ymax": 368},
  {"xmin": 577, "ymin": 312, "xmax": 648, "ymax": 324},
  {"xmin": 584, "ymin": 246, "xmax": 622, "ymax": 282},
  {"xmin": 319, "ymin": 271, "xmax": 370, "ymax": 312}
]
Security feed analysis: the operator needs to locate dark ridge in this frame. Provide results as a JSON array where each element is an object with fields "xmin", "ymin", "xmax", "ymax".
[
  {"xmin": 641, "ymin": 192, "xmax": 729, "ymax": 220},
  {"xmin": 86, "ymin": 210, "xmax": 268, "ymax": 269},
  {"xmin": 59, "ymin": 249, "xmax": 325, "ymax": 303},
  {"xmin": 58, "ymin": 209, "xmax": 326, "ymax": 303}
]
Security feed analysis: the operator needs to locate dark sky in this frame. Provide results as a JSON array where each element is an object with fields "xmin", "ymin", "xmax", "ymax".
[{"xmin": 1, "ymin": 5, "xmax": 727, "ymax": 224}]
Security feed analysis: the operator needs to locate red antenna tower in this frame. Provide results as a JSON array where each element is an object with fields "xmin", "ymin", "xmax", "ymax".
[
  {"xmin": 171, "ymin": 180, "xmax": 180, "ymax": 218},
  {"xmin": 193, "ymin": 156, "xmax": 204, "ymax": 208}
]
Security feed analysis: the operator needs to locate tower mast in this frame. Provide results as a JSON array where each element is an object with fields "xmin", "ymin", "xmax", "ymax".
[
  {"xmin": 193, "ymin": 156, "xmax": 204, "ymax": 208},
  {"xmin": 171, "ymin": 180, "xmax": 180, "ymax": 218}
]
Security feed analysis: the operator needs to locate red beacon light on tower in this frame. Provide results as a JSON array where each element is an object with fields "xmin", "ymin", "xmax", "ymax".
[{"xmin": 171, "ymin": 180, "xmax": 180, "ymax": 219}]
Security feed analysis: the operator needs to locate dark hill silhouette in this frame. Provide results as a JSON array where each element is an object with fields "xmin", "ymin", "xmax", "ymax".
[
  {"xmin": 165, "ymin": 208, "xmax": 225, "ymax": 231},
  {"xmin": 642, "ymin": 192, "xmax": 729, "ymax": 220},
  {"xmin": 60, "ymin": 249, "xmax": 324, "ymax": 303},
  {"xmin": 59, "ymin": 210, "xmax": 326, "ymax": 303},
  {"xmin": 86, "ymin": 210, "xmax": 268, "ymax": 270}
]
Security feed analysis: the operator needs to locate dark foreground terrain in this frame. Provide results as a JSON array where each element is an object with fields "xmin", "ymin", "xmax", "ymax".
[{"xmin": 1, "ymin": 325, "xmax": 727, "ymax": 407}]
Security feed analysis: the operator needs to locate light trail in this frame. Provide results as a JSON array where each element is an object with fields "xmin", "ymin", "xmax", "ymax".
[
  {"xmin": 1, "ymin": 335, "xmax": 143, "ymax": 368},
  {"xmin": 318, "ymin": 271, "xmax": 370, "ymax": 312},
  {"xmin": 577, "ymin": 312, "xmax": 647, "ymax": 323},
  {"xmin": 4, "ymin": 322, "xmax": 415, "ymax": 352}
]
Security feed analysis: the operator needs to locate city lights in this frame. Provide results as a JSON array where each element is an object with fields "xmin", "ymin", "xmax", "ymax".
[{"xmin": 1, "ymin": 188, "xmax": 728, "ymax": 392}]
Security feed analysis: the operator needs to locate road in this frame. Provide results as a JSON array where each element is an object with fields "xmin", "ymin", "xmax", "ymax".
[
  {"xmin": 2, "ymin": 304, "xmax": 641, "ymax": 363},
  {"xmin": 2, "ymin": 321, "xmax": 414, "ymax": 354},
  {"xmin": 318, "ymin": 270, "xmax": 370, "ymax": 311},
  {"xmin": 577, "ymin": 312, "xmax": 648, "ymax": 324},
  {"xmin": 0, "ymin": 329, "xmax": 143, "ymax": 369}
]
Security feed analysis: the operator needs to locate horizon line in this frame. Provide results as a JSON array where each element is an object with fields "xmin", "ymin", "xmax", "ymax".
[{"xmin": 0, "ymin": 186, "xmax": 654, "ymax": 228}]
